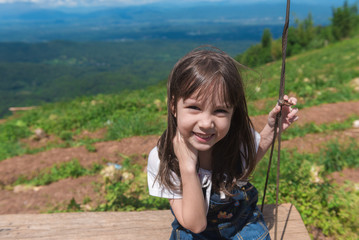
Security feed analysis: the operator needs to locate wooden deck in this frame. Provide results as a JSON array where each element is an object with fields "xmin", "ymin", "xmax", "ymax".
[{"xmin": 0, "ymin": 204, "xmax": 310, "ymax": 240}]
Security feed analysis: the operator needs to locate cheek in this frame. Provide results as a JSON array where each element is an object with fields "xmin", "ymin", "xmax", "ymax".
[
  {"xmin": 218, "ymin": 118, "xmax": 232, "ymax": 137},
  {"xmin": 176, "ymin": 118, "xmax": 191, "ymax": 136}
]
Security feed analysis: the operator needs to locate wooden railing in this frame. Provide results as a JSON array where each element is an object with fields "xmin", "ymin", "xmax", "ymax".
[{"xmin": 0, "ymin": 204, "xmax": 310, "ymax": 240}]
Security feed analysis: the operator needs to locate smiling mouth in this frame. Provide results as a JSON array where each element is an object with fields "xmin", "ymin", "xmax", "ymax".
[{"xmin": 193, "ymin": 132, "xmax": 214, "ymax": 142}]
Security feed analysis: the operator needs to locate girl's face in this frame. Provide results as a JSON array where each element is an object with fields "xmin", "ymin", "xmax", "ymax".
[{"xmin": 174, "ymin": 93, "xmax": 233, "ymax": 154}]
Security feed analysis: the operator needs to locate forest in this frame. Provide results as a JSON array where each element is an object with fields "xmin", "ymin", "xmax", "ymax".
[
  {"xmin": 236, "ymin": 0, "xmax": 359, "ymax": 67},
  {"xmin": 2, "ymin": 1, "xmax": 357, "ymax": 118},
  {"xmin": 0, "ymin": 39, "xmax": 261, "ymax": 117}
]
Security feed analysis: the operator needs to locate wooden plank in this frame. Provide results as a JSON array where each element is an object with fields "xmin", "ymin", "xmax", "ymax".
[
  {"xmin": 261, "ymin": 204, "xmax": 310, "ymax": 240},
  {"xmin": 0, "ymin": 204, "xmax": 309, "ymax": 240}
]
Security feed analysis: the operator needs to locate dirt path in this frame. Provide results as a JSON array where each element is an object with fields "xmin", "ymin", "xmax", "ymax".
[
  {"xmin": 0, "ymin": 101, "xmax": 358, "ymax": 214},
  {"xmin": 0, "ymin": 135, "xmax": 159, "ymax": 214},
  {"xmin": 250, "ymin": 100, "xmax": 359, "ymax": 131},
  {"xmin": 0, "ymin": 175, "xmax": 105, "ymax": 214},
  {"xmin": 282, "ymin": 128, "xmax": 359, "ymax": 153},
  {"xmin": 0, "ymin": 136, "xmax": 159, "ymax": 185}
]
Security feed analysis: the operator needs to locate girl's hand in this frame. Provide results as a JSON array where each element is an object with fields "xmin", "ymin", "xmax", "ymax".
[
  {"xmin": 267, "ymin": 95, "xmax": 299, "ymax": 131},
  {"xmin": 170, "ymin": 130, "xmax": 207, "ymax": 233},
  {"xmin": 257, "ymin": 95, "xmax": 299, "ymax": 163},
  {"xmin": 173, "ymin": 130, "xmax": 198, "ymax": 172}
]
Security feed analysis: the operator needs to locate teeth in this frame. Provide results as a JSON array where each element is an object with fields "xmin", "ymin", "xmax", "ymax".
[{"xmin": 196, "ymin": 133, "xmax": 212, "ymax": 139}]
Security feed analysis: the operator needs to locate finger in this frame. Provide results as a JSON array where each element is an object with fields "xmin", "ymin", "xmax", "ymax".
[
  {"xmin": 281, "ymin": 105, "xmax": 297, "ymax": 119},
  {"xmin": 173, "ymin": 130, "xmax": 184, "ymax": 147},
  {"xmin": 287, "ymin": 112, "xmax": 299, "ymax": 122},
  {"xmin": 287, "ymin": 107, "xmax": 299, "ymax": 118},
  {"xmin": 270, "ymin": 105, "xmax": 281, "ymax": 117},
  {"xmin": 288, "ymin": 116, "xmax": 299, "ymax": 123},
  {"xmin": 281, "ymin": 104, "xmax": 292, "ymax": 116},
  {"xmin": 288, "ymin": 97, "xmax": 297, "ymax": 105},
  {"xmin": 175, "ymin": 128, "xmax": 184, "ymax": 140}
]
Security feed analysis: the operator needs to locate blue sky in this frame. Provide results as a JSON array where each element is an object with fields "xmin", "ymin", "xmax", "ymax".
[{"xmin": 0, "ymin": 0, "xmax": 356, "ymax": 7}]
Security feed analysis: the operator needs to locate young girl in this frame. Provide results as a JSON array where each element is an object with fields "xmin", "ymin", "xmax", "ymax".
[{"xmin": 147, "ymin": 47, "xmax": 298, "ymax": 239}]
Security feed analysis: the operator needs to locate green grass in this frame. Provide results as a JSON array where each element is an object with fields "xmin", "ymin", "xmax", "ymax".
[
  {"xmin": 1, "ymin": 37, "xmax": 358, "ymax": 162},
  {"xmin": 14, "ymin": 159, "xmax": 103, "ymax": 186},
  {"xmin": 282, "ymin": 114, "xmax": 359, "ymax": 140},
  {"xmin": 0, "ymin": 82, "xmax": 167, "ymax": 161},
  {"xmin": 70, "ymin": 140, "xmax": 358, "ymax": 239},
  {"xmin": 96, "ymin": 157, "xmax": 170, "ymax": 211},
  {"xmin": 0, "ymin": 120, "xmax": 31, "ymax": 160},
  {"xmin": 0, "ymin": 36, "xmax": 358, "ymax": 239},
  {"xmin": 320, "ymin": 140, "xmax": 359, "ymax": 173},
  {"xmin": 253, "ymin": 140, "xmax": 359, "ymax": 240},
  {"xmin": 247, "ymin": 37, "xmax": 359, "ymax": 115}
]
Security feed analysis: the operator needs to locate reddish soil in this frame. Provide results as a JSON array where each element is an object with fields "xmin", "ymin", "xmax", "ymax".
[
  {"xmin": 20, "ymin": 134, "xmax": 63, "ymax": 150},
  {"xmin": 0, "ymin": 135, "xmax": 159, "ymax": 214},
  {"xmin": 0, "ymin": 175, "xmax": 105, "ymax": 214},
  {"xmin": 0, "ymin": 135, "xmax": 159, "ymax": 185},
  {"xmin": 0, "ymin": 101, "xmax": 358, "ymax": 216},
  {"xmin": 327, "ymin": 168, "xmax": 359, "ymax": 186},
  {"xmin": 281, "ymin": 128, "xmax": 359, "ymax": 154},
  {"xmin": 250, "ymin": 100, "xmax": 359, "ymax": 131},
  {"xmin": 309, "ymin": 227, "xmax": 336, "ymax": 240}
]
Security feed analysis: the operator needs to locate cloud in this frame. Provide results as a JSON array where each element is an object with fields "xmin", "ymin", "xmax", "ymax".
[
  {"xmin": 0, "ymin": 0, "xmax": 354, "ymax": 7},
  {"xmin": 0, "ymin": 0, "xmax": 281, "ymax": 7},
  {"xmin": 0, "ymin": 0, "xmax": 165, "ymax": 7}
]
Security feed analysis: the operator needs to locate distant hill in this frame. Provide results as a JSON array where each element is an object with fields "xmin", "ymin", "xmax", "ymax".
[
  {"xmin": 0, "ymin": 40, "xmax": 256, "ymax": 117},
  {"xmin": 0, "ymin": 1, "xmax": 355, "ymax": 117},
  {"xmin": 0, "ymin": 2, "xmax": 336, "ymax": 42},
  {"xmin": 1, "ymin": 36, "xmax": 358, "ymax": 158}
]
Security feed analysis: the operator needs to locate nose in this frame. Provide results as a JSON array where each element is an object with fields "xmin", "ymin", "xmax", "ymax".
[{"xmin": 198, "ymin": 113, "xmax": 214, "ymax": 129}]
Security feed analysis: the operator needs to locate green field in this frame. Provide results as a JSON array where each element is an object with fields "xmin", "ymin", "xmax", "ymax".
[
  {"xmin": 0, "ymin": 39, "xmax": 255, "ymax": 117},
  {"xmin": 1, "ymin": 35, "xmax": 359, "ymax": 240}
]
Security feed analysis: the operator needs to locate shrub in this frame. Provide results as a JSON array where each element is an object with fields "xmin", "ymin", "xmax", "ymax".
[{"xmin": 97, "ymin": 157, "xmax": 169, "ymax": 211}]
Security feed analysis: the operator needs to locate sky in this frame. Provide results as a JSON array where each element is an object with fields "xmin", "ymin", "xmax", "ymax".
[{"xmin": 0, "ymin": 0, "xmax": 357, "ymax": 8}]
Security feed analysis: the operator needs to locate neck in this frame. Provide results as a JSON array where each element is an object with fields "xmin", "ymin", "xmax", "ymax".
[{"xmin": 198, "ymin": 150, "xmax": 212, "ymax": 170}]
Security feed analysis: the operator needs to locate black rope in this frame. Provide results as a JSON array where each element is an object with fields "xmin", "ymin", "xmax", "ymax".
[{"xmin": 261, "ymin": 1, "xmax": 291, "ymax": 240}]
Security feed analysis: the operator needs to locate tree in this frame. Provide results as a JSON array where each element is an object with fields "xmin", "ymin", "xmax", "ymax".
[
  {"xmin": 286, "ymin": 13, "xmax": 316, "ymax": 56},
  {"xmin": 236, "ymin": 43, "xmax": 272, "ymax": 68},
  {"xmin": 331, "ymin": 0, "xmax": 358, "ymax": 40},
  {"xmin": 261, "ymin": 28, "xmax": 272, "ymax": 49}
]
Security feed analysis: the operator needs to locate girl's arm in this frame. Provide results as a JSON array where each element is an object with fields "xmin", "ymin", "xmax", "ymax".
[
  {"xmin": 169, "ymin": 131, "xmax": 207, "ymax": 233},
  {"xmin": 256, "ymin": 95, "xmax": 299, "ymax": 163}
]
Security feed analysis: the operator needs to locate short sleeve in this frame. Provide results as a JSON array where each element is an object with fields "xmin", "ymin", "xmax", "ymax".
[
  {"xmin": 147, "ymin": 147, "xmax": 182, "ymax": 199},
  {"xmin": 254, "ymin": 130, "xmax": 261, "ymax": 153},
  {"xmin": 239, "ymin": 129, "xmax": 261, "ymax": 170}
]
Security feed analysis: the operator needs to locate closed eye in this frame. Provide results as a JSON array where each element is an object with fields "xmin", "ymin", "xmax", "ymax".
[
  {"xmin": 215, "ymin": 109, "xmax": 228, "ymax": 113},
  {"xmin": 187, "ymin": 106, "xmax": 200, "ymax": 110}
]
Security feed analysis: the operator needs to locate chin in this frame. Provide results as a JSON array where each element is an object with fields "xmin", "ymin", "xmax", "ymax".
[{"xmin": 193, "ymin": 144, "xmax": 213, "ymax": 152}]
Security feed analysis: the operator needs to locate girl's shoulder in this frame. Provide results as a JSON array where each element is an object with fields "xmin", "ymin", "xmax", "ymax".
[
  {"xmin": 147, "ymin": 146, "xmax": 183, "ymax": 199},
  {"xmin": 148, "ymin": 146, "xmax": 160, "ymax": 172}
]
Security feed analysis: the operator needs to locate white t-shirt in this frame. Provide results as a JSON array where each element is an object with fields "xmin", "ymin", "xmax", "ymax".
[{"xmin": 147, "ymin": 130, "xmax": 261, "ymax": 204}]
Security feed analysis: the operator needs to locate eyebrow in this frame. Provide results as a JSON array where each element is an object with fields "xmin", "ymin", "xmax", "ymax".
[
  {"xmin": 183, "ymin": 98, "xmax": 198, "ymax": 103},
  {"xmin": 215, "ymin": 105, "xmax": 232, "ymax": 109}
]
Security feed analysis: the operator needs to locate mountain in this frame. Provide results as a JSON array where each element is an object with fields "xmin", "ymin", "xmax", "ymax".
[
  {"xmin": 0, "ymin": 0, "xmax": 355, "ymax": 118},
  {"xmin": 0, "ymin": 2, "xmax": 336, "ymax": 42}
]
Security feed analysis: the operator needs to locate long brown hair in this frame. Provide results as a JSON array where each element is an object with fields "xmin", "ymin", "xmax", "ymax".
[{"xmin": 156, "ymin": 46, "xmax": 256, "ymax": 194}]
